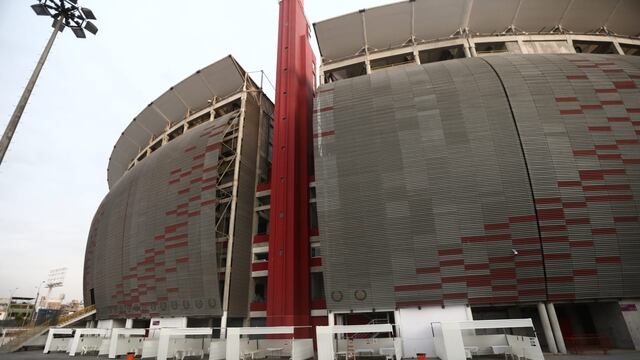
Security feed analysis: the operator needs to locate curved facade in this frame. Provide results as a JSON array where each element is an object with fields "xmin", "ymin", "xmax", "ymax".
[
  {"xmin": 313, "ymin": 54, "xmax": 640, "ymax": 310},
  {"xmin": 83, "ymin": 56, "xmax": 274, "ymax": 320}
]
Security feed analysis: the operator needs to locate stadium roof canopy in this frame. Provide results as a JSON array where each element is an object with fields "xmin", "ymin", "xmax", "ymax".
[
  {"xmin": 314, "ymin": 0, "xmax": 640, "ymax": 63},
  {"xmin": 107, "ymin": 55, "xmax": 248, "ymax": 188}
]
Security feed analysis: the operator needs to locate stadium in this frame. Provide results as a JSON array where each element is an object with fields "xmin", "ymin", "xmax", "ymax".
[{"xmin": 8, "ymin": 0, "xmax": 640, "ymax": 359}]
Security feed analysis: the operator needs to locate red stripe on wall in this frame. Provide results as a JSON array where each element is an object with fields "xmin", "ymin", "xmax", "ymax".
[
  {"xmin": 560, "ymin": 109, "xmax": 583, "ymax": 115},
  {"xmin": 586, "ymin": 194, "xmax": 633, "ymax": 202},
  {"xmin": 537, "ymin": 208, "xmax": 565, "ymax": 221},
  {"xmin": 440, "ymin": 259, "xmax": 464, "ymax": 267},
  {"xmin": 558, "ymin": 181, "xmax": 582, "ymax": 187},
  {"xmin": 613, "ymin": 81, "xmax": 636, "ymax": 89},
  {"xmin": 546, "ymin": 253, "xmax": 571, "ymax": 260},
  {"xmin": 570, "ymin": 240, "xmax": 594, "ymax": 248},
  {"xmin": 573, "ymin": 150, "xmax": 597, "ymax": 156},
  {"xmin": 312, "ymin": 106, "xmax": 334, "ymax": 114},
  {"xmin": 595, "ymin": 144, "xmax": 619, "ymax": 150},
  {"xmin": 313, "ymin": 130, "xmax": 336, "ymax": 138},
  {"xmin": 484, "ymin": 223, "xmax": 510, "ymax": 230},
  {"xmin": 555, "ymin": 97, "xmax": 578, "ymax": 102},
  {"xmin": 540, "ymin": 225, "xmax": 567, "ymax": 232},
  {"xmin": 592, "ymin": 228, "xmax": 617, "ymax": 235},
  {"xmin": 614, "ymin": 216, "xmax": 639, "ymax": 222},
  {"xmin": 596, "ymin": 256, "xmax": 621, "ymax": 264},
  {"xmin": 396, "ymin": 300, "xmax": 442, "ymax": 307},
  {"xmin": 394, "ymin": 283, "xmax": 442, "ymax": 292},
  {"xmin": 512, "ymin": 237, "xmax": 540, "ymax": 245},
  {"xmin": 574, "ymin": 269, "xmax": 597, "ymax": 276},
  {"xmin": 586, "ymin": 184, "xmax": 630, "ymax": 192},
  {"xmin": 165, "ymin": 241, "xmax": 188, "ymax": 249},
  {"xmin": 535, "ymin": 198, "xmax": 562, "ymax": 205},
  {"xmin": 438, "ymin": 248, "xmax": 463, "ymax": 256},
  {"xmin": 515, "ymin": 260, "xmax": 543, "ymax": 267},
  {"xmin": 509, "ymin": 215, "xmax": 536, "ymax": 223},
  {"xmin": 465, "ymin": 263, "xmax": 490, "ymax": 271},
  {"xmin": 416, "ymin": 266, "xmax": 440, "ymax": 274}
]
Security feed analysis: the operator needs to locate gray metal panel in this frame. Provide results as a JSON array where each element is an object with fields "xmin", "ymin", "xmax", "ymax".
[
  {"xmin": 485, "ymin": 54, "xmax": 640, "ymax": 301},
  {"xmin": 313, "ymin": 57, "xmax": 544, "ymax": 310},
  {"xmin": 314, "ymin": 54, "xmax": 640, "ymax": 310},
  {"xmin": 84, "ymin": 112, "xmax": 239, "ymax": 319}
]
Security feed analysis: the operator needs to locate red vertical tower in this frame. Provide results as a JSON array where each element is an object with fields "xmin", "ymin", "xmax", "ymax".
[{"xmin": 266, "ymin": 0, "xmax": 315, "ymax": 331}]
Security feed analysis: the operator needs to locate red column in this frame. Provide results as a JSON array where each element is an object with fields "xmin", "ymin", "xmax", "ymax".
[{"xmin": 266, "ymin": 0, "xmax": 315, "ymax": 334}]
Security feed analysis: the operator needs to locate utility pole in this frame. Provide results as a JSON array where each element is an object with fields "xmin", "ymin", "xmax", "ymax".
[{"xmin": 0, "ymin": 0, "xmax": 97, "ymax": 167}]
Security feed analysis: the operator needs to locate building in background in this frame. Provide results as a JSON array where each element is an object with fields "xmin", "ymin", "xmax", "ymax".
[{"xmin": 80, "ymin": 0, "xmax": 640, "ymax": 357}]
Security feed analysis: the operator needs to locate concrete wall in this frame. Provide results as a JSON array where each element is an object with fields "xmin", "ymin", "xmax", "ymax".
[
  {"xmin": 589, "ymin": 302, "xmax": 634, "ymax": 349},
  {"xmin": 620, "ymin": 300, "xmax": 640, "ymax": 350},
  {"xmin": 397, "ymin": 305, "xmax": 468, "ymax": 357}
]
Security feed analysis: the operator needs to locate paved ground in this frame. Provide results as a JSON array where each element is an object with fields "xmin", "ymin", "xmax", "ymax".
[{"xmin": 1, "ymin": 349, "xmax": 640, "ymax": 359}]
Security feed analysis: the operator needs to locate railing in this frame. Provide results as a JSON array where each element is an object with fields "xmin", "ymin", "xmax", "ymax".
[
  {"xmin": 56, "ymin": 304, "xmax": 96, "ymax": 326},
  {"xmin": 0, "ymin": 305, "xmax": 96, "ymax": 353},
  {"xmin": 565, "ymin": 335, "xmax": 612, "ymax": 354},
  {"xmin": 0, "ymin": 320, "xmax": 51, "ymax": 353}
]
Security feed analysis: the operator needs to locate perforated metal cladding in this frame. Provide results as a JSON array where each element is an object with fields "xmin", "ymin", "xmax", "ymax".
[
  {"xmin": 484, "ymin": 54, "xmax": 640, "ymax": 301},
  {"xmin": 84, "ymin": 112, "xmax": 238, "ymax": 319},
  {"xmin": 313, "ymin": 54, "xmax": 640, "ymax": 311},
  {"xmin": 314, "ymin": 58, "xmax": 544, "ymax": 310}
]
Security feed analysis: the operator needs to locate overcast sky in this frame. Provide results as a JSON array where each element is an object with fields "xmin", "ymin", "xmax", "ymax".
[{"xmin": 0, "ymin": 0, "xmax": 393, "ymax": 302}]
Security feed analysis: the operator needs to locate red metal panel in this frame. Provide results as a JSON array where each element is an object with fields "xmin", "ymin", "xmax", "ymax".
[{"xmin": 266, "ymin": 0, "xmax": 315, "ymax": 331}]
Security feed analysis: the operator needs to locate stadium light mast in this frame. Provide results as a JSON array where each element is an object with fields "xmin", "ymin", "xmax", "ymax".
[{"xmin": 0, "ymin": 0, "xmax": 97, "ymax": 167}]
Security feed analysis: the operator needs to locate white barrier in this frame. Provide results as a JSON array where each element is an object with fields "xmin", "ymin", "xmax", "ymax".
[
  {"xmin": 69, "ymin": 328, "xmax": 110, "ymax": 356},
  {"xmin": 157, "ymin": 327, "xmax": 212, "ymax": 360},
  {"xmin": 209, "ymin": 340, "xmax": 226, "ymax": 360},
  {"xmin": 141, "ymin": 338, "xmax": 159, "ymax": 359},
  {"xmin": 226, "ymin": 326, "xmax": 294, "ymax": 360},
  {"xmin": 434, "ymin": 319, "xmax": 544, "ymax": 360},
  {"xmin": 316, "ymin": 324, "xmax": 401, "ymax": 360},
  {"xmin": 43, "ymin": 328, "xmax": 74, "ymax": 353},
  {"xmin": 292, "ymin": 339, "xmax": 314, "ymax": 360},
  {"xmin": 108, "ymin": 328, "xmax": 146, "ymax": 358}
]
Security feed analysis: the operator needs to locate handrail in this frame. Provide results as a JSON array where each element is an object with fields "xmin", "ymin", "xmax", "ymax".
[
  {"xmin": 0, "ymin": 305, "xmax": 96, "ymax": 353},
  {"xmin": 56, "ymin": 304, "xmax": 96, "ymax": 326}
]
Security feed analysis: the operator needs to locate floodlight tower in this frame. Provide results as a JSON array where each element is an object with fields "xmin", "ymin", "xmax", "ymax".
[
  {"xmin": 43, "ymin": 267, "xmax": 67, "ymax": 304},
  {"xmin": 0, "ymin": 0, "xmax": 97, "ymax": 167}
]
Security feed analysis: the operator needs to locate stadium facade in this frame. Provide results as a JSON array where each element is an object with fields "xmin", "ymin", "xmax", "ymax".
[{"xmin": 83, "ymin": 0, "xmax": 640, "ymax": 356}]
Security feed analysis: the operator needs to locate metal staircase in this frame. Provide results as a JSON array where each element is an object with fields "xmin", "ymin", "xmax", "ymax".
[{"xmin": 0, "ymin": 305, "xmax": 96, "ymax": 353}]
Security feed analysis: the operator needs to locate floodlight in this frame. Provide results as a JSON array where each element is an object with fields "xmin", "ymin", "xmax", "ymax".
[
  {"xmin": 52, "ymin": 18, "xmax": 65, "ymax": 32},
  {"xmin": 1, "ymin": 1, "xmax": 99, "ymax": 166},
  {"xmin": 31, "ymin": 4, "xmax": 51, "ymax": 16},
  {"xmin": 71, "ymin": 26, "xmax": 86, "ymax": 38},
  {"xmin": 84, "ymin": 21, "xmax": 98, "ymax": 35},
  {"xmin": 80, "ymin": 7, "xmax": 96, "ymax": 20}
]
